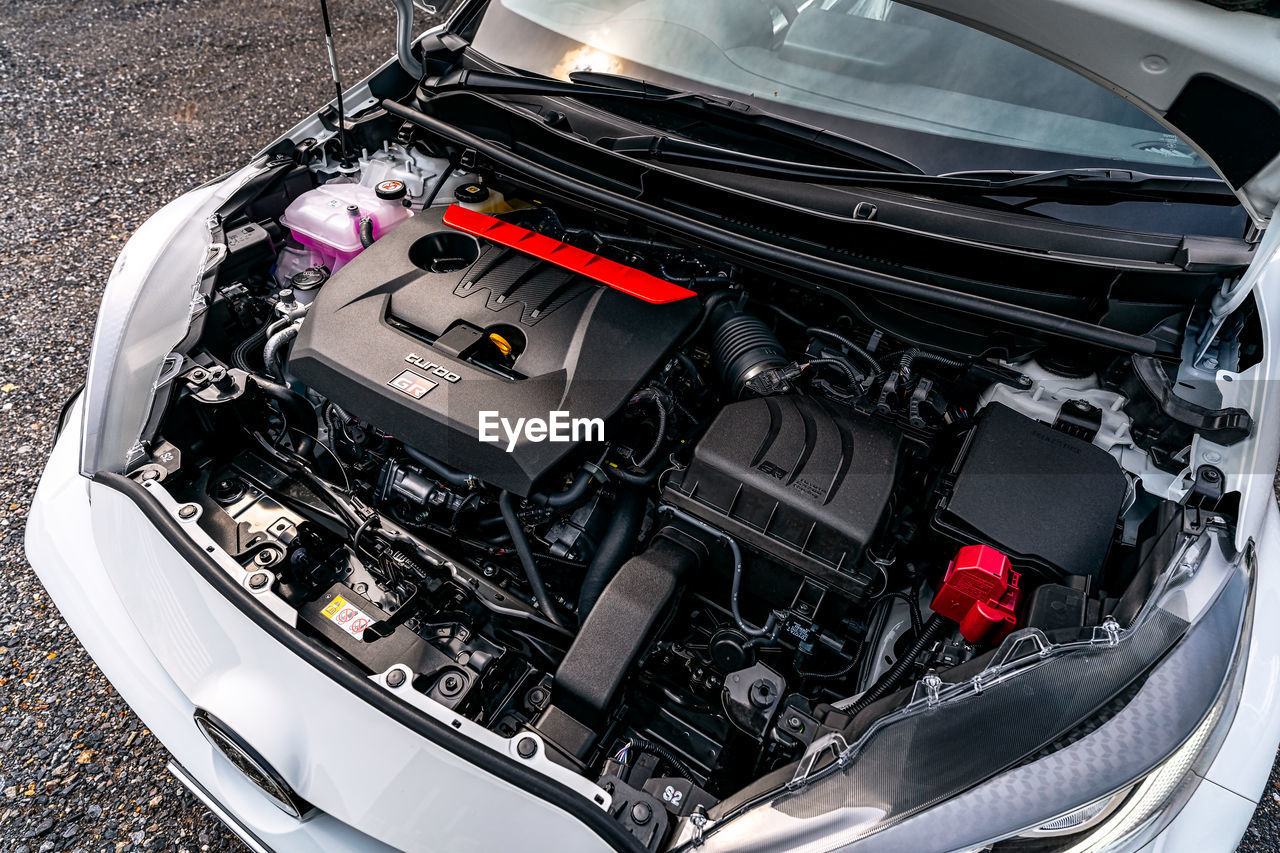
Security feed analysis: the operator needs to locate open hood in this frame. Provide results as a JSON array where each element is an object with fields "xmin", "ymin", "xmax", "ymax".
[
  {"xmin": 413, "ymin": 0, "xmax": 1280, "ymax": 225},
  {"xmin": 897, "ymin": 0, "xmax": 1280, "ymax": 225}
]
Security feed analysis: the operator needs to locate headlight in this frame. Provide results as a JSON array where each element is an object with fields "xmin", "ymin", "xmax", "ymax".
[
  {"xmin": 79, "ymin": 166, "xmax": 259, "ymax": 476},
  {"xmin": 978, "ymin": 543, "xmax": 1256, "ymax": 853},
  {"xmin": 983, "ymin": 701, "xmax": 1223, "ymax": 853}
]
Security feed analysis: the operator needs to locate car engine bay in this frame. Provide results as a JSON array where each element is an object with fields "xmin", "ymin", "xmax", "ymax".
[{"xmin": 130, "ymin": 108, "xmax": 1259, "ymax": 847}]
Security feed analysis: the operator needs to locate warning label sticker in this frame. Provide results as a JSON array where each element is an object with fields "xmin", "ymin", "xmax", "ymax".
[{"xmin": 321, "ymin": 595, "xmax": 374, "ymax": 640}]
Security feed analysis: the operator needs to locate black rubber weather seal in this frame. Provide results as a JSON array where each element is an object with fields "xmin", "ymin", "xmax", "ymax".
[
  {"xmin": 94, "ymin": 472, "xmax": 645, "ymax": 853},
  {"xmin": 1131, "ymin": 354, "xmax": 1253, "ymax": 444}
]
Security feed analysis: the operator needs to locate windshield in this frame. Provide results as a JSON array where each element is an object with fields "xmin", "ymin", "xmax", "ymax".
[{"xmin": 470, "ymin": 0, "xmax": 1211, "ymax": 174}]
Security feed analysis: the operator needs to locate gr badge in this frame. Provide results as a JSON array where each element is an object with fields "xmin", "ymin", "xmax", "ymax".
[{"xmin": 388, "ymin": 369, "xmax": 437, "ymax": 400}]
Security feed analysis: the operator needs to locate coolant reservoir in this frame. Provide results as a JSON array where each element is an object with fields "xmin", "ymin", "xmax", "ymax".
[{"xmin": 280, "ymin": 182, "xmax": 413, "ymax": 273}]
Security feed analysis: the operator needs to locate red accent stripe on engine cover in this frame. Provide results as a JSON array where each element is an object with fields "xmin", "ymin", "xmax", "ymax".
[{"xmin": 443, "ymin": 204, "xmax": 696, "ymax": 305}]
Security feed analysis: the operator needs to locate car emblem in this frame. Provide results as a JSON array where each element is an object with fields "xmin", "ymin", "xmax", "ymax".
[{"xmin": 387, "ymin": 369, "xmax": 437, "ymax": 399}]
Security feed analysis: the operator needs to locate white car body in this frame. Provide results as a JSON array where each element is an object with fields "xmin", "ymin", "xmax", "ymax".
[{"xmin": 25, "ymin": 0, "xmax": 1280, "ymax": 850}]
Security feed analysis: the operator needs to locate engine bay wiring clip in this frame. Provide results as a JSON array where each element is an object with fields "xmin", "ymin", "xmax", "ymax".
[{"xmin": 787, "ymin": 732, "xmax": 851, "ymax": 791}]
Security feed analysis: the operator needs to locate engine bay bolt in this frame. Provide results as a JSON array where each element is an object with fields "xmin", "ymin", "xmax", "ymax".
[
  {"xmin": 178, "ymin": 504, "xmax": 198, "ymax": 520},
  {"xmin": 211, "ymin": 478, "xmax": 245, "ymax": 505},
  {"xmin": 787, "ymin": 716, "xmax": 803, "ymax": 732},
  {"xmin": 516, "ymin": 737, "xmax": 538, "ymax": 759},
  {"xmin": 630, "ymin": 802, "xmax": 653, "ymax": 826},
  {"xmin": 749, "ymin": 679, "xmax": 777, "ymax": 708},
  {"xmin": 247, "ymin": 572, "xmax": 270, "ymax": 590},
  {"xmin": 211, "ymin": 367, "xmax": 236, "ymax": 390},
  {"xmin": 386, "ymin": 669, "xmax": 407, "ymax": 688},
  {"xmin": 526, "ymin": 687, "xmax": 548, "ymax": 708},
  {"xmin": 439, "ymin": 674, "xmax": 464, "ymax": 696},
  {"xmin": 253, "ymin": 548, "xmax": 280, "ymax": 567}
]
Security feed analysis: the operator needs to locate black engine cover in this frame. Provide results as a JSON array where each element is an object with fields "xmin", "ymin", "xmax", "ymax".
[
  {"xmin": 289, "ymin": 208, "xmax": 699, "ymax": 494},
  {"xmin": 664, "ymin": 396, "xmax": 899, "ymax": 598}
]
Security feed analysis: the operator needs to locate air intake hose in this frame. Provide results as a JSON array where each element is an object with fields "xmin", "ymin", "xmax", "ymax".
[
  {"xmin": 577, "ymin": 488, "xmax": 647, "ymax": 620},
  {"xmin": 713, "ymin": 309, "xmax": 788, "ymax": 398}
]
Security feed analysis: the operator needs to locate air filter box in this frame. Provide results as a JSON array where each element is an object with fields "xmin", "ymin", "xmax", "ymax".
[
  {"xmin": 664, "ymin": 396, "xmax": 899, "ymax": 598},
  {"xmin": 936, "ymin": 403, "xmax": 1128, "ymax": 579}
]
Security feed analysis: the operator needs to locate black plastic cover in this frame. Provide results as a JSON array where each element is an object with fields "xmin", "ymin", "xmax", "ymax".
[
  {"xmin": 298, "ymin": 583, "xmax": 475, "ymax": 710},
  {"xmin": 664, "ymin": 396, "xmax": 899, "ymax": 597},
  {"xmin": 289, "ymin": 207, "xmax": 699, "ymax": 495},
  {"xmin": 550, "ymin": 530, "xmax": 705, "ymax": 724},
  {"xmin": 937, "ymin": 404, "xmax": 1128, "ymax": 578}
]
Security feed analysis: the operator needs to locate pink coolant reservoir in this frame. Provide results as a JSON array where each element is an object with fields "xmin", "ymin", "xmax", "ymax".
[{"xmin": 280, "ymin": 181, "xmax": 413, "ymax": 272}]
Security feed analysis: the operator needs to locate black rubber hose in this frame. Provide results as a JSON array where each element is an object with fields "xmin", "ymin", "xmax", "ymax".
[
  {"xmin": 254, "ymin": 378, "xmax": 317, "ymax": 457},
  {"xmin": 499, "ymin": 491, "xmax": 566, "ymax": 628},
  {"xmin": 714, "ymin": 311, "xmax": 788, "ymax": 397},
  {"xmin": 628, "ymin": 737, "xmax": 699, "ymax": 781},
  {"xmin": 422, "ymin": 151, "xmax": 460, "ymax": 207},
  {"xmin": 846, "ymin": 614, "xmax": 950, "ymax": 716},
  {"xmin": 609, "ymin": 465, "xmax": 665, "ymax": 486},
  {"xmin": 232, "ymin": 321, "xmax": 270, "ymax": 371},
  {"xmin": 359, "ymin": 216, "xmax": 375, "ymax": 248},
  {"xmin": 403, "ymin": 444, "xmax": 474, "ymax": 489},
  {"xmin": 577, "ymin": 488, "xmax": 646, "ymax": 620},
  {"xmin": 678, "ymin": 289, "xmax": 735, "ymax": 349},
  {"xmin": 531, "ymin": 467, "xmax": 598, "ymax": 508},
  {"xmin": 806, "ymin": 327, "xmax": 879, "ymax": 375}
]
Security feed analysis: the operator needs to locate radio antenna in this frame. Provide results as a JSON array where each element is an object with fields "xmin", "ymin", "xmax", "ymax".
[{"xmin": 319, "ymin": 0, "xmax": 351, "ymax": 164}]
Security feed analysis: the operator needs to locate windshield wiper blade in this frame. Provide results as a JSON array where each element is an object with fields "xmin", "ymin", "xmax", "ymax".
[
  {"xmin": 604, "ymin": 135, "xmax": 1238, "ymax": 205},
  {"xmin": 941, "ymin": 168, "xmax": 1236, "ymax": 202},
  {"xmin": 422, "ymin": 68, "xmax": 922, "ymax": 175}
]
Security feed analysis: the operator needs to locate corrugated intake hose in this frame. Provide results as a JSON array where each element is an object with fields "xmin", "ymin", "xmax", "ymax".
[{"xmin": 713, "ymin": 310, "xmax": 787, "ymax": 397}]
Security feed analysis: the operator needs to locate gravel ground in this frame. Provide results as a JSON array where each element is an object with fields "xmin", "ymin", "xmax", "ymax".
[
  {"xmin": 0, "ymin": 2, "xmax": 386, "ymax": 850},
  {"xmin": 0, "ymin": 2, "xmax": 1279, "ymax": 851}
]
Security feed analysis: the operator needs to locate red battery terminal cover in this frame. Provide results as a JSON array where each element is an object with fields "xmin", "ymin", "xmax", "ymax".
[{"xmin": 930, "ymin": 544, "xmax": 1021, "ymax": 644}]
